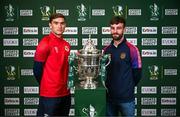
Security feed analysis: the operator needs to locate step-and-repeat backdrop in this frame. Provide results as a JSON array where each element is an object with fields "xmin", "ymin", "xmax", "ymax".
[{"xmin": 0, "ymin": 0, "xmax": 179, "ymax": 116}]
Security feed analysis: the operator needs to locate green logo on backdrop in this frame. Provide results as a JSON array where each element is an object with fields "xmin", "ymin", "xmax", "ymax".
[
  {"xmin": 77, "ymin": 4, "xmax": 87, "ymax": 21},
  {"xmin": 40, "ymin": 6, "xmax": 51, "ymax": 21},
  {"xmin": 148, "ymin": 65, "xmax": 159, "ymax": 80},
  {"xmin": 149, "ymin": 3, "xmax": 159, "ymax": 21},
  {"xmin": 5, "ymin": 4, "xmax": 15, "ymax": 21},
  {"xmin": 5, "ymin": 65, "xmax": 16, "ymax": 80},
  {"xmin": 112, "ymin": 5, "xmax": 123, "ymax": 16}
]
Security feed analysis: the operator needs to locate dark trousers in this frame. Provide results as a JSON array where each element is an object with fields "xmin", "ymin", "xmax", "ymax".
[
  {"xmin": 37, "ymin": 95, "xmax": 71, "ymax": 116},
  {"xmin": 106, "ymin": 100, "xmax": 135, "ymax": 117}
]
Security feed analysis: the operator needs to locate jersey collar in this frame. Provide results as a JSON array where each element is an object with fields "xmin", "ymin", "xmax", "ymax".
[{"xmin": 49, "ymin": 32, "xmax": 63, "ymax": 40}]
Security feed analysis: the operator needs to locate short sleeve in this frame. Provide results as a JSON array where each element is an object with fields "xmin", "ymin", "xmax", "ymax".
[{"xmin": 34, "ymin": 38, "xmax": 49, "ymax": 62}]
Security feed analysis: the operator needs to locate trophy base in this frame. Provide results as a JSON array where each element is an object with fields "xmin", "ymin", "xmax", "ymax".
[{"xmin": 80, "ymin": 78, "xmax": 98, "ymax": 89}]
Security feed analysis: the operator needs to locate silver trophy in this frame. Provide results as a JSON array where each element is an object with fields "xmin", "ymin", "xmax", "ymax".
[{"xmin": 68, "ymin": 35, "xmax": 110, "ymax": 89}]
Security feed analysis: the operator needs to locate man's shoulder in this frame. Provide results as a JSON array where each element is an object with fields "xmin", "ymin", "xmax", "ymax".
[
  {"xmin": 36, "ymin": 36, "xmax": 51, "ymax": 52},
  {"xmin": 103, "ymin": 44, "xmax": 112, "ymax": 52},
  {"xmin": 62, "ymin": 38, "xmax": 71, "ymax": 47},
  {"xmin": 125, "ymin": 41, "xmax": 139, "ymax": 52},
  {"xmin": 40, "ymin": 35, "xmax": 50, "ymax": 43},
  {"xmin": 37, "ymin": 35, "xmax": 52, "ymax": 48}
]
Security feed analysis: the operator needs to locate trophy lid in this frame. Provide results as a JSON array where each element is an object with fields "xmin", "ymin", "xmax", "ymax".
[
  {"xmin": 79, "ymin": 35, "xmax": 100, "ymax": 55},
  {"xmin": 83, "ymin": 35, "xmax": 96, "ymax": 52}
]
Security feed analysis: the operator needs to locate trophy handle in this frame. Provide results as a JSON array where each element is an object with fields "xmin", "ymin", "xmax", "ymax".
[
  {"xmin": 73, "ymin": 66, "xmax": 78, "ymax": 74},
  {"xmin": 100, "ymin": 54, "xmax": 111, "ymax": 90},
  {"xmin": 68, "ymin": 52, "xmax": 76, "ymax": 88},
  {"xmin": 104, "ymin": 54, "xmax": 111, "ymax": 67}
]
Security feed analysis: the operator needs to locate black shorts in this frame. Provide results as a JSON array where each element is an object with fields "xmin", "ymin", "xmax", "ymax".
[{"xmin": 37, "ymin": 95, "xmax": 71, "ymax": 116}]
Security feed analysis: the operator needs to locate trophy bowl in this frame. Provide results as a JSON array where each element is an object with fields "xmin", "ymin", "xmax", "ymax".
[{"xmin": 77, "ymin": 49, "xmax": 101, "ymax": 80}]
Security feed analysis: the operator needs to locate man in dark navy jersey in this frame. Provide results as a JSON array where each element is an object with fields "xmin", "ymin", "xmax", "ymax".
[
  {"xmin": 33, "ymin": 13, "xmax": 71, "ymax": 116},
  {"xmin": 103, "ymin": 16, "xmax": 142, "ymax": 117}
]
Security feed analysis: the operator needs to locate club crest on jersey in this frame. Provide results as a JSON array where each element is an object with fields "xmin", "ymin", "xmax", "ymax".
[
  {"xmin": 65, "ymin": 46, "xmax": 69, "ymax": 52},
  {"xmin": 120, "ymin": 52, "xmax": 126, "ymax": 59}
]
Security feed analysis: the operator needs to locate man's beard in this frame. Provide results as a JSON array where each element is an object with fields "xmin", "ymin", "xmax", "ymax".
[{"xmin": 112, "ymin": 34, "xmax": 123, "ymax": 41}]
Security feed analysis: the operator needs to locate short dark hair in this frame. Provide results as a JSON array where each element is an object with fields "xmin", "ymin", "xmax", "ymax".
[
  {"xmin": 49, "ymin": 13, "xmax": 66, "ymax": 23},
  {"xmin": 110, "ymin": 16, "xmax": 126, "ymax": 27}
]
